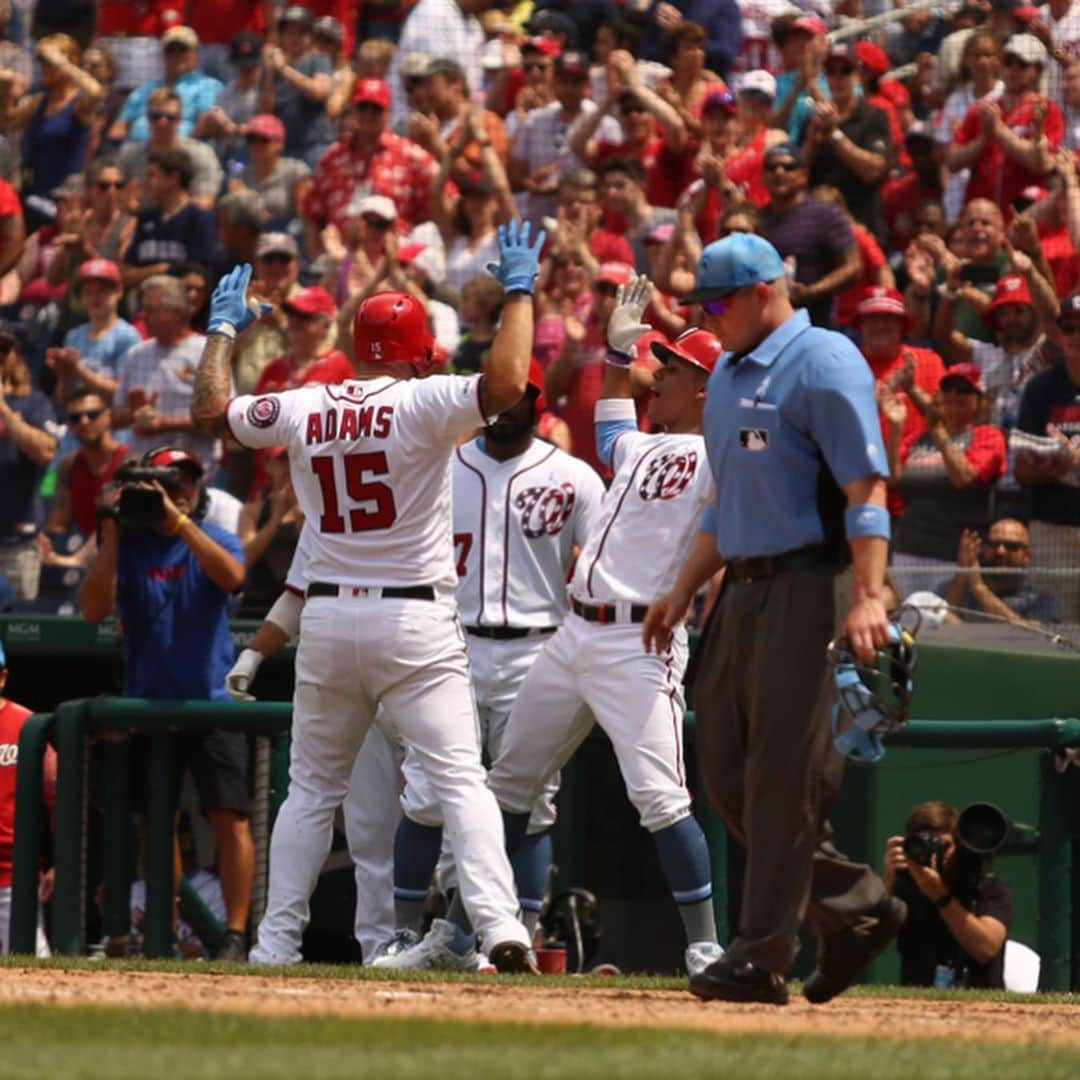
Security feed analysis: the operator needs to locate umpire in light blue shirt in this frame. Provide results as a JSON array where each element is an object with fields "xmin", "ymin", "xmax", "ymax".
[{"xmin": 643, "ymin": 233, "xmax": 906, "ymax": 1006}]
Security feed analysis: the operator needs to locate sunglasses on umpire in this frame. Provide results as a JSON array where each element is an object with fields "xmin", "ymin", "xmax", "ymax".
[{"xmin": 701, "ymin": 286, "xmax": 748, "ymax": 316}]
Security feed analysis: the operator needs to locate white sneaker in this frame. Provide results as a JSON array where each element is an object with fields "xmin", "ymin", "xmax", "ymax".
[
  {"xmin": 372, "ymin": 918, "xmax": 478, "ymax": 971},
  {"xmin": 368, "ymin": 928, "xmax": 421, "ymax": 968},
  {"xmin": 685, "ymin": 941, "xmax": 725, "ymax": 978}
]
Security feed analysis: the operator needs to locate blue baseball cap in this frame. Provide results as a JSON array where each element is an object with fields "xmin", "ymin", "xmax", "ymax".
[{"xmin": 684, "ymin": 234, "xmax": 787, "ymax": 305}]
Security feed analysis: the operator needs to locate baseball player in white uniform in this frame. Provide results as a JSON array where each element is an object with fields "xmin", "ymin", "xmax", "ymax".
[
  {"xmin": 486, "ymin": 277, "xmax": 726, "ymax": 977},
  {"xmin": 226, "ymin": 529, "xmax": 402, "ymax": 965},
  {"xmin": 191, "ymin": 221, "xmax": 546, "ymax": 971},
  {"xmin": 375, "ymin": 360, "xmax": 605, "ymax": 969}
]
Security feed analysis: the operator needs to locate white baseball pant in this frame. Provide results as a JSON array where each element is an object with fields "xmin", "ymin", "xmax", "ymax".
[
  {"xmin": 0, "ymin": 885, "xmax": 50, "ymax": 957},
  {"xmin": 399, "ymin": 632, "xmax": 560, "ymax": 833},
  {"xmin": 251, "ymin": 594, "xmax": 529, "ymax": 963},
  {"xmin": 487, "ymin": 614, "xmax": 692, "ymax": 833},
  {"xmin": 343, "ymin": 720, "xmax": 401, "ymax": 963}
]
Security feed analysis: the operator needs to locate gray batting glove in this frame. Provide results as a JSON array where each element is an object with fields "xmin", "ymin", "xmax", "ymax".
[
  {"xmin": 226, "ymin": 647, "xmax": 264, "ymax": 701},
  {"xmin": 606, "ymin": 273, "xmax": 653, "ymax": 358}
]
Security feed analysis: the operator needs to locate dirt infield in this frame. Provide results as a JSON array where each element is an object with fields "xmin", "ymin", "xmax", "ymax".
[{"xmin": 2, "ymin": 966, "xmax": 1079, "ymax": 1046}]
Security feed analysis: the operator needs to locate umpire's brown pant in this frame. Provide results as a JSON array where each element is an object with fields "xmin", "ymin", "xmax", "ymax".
[{"xmin": 694, "ymin": 565, "xmax": 886, "ymax": 976}]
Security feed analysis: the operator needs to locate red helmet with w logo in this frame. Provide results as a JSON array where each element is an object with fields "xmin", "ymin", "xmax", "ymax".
[{"xmin": 353, "ymin": 292, "xmax": 434, "ymax": 372}]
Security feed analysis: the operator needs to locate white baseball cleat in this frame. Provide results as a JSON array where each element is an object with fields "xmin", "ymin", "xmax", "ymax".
[
  {"xmin": 371, "ymin": 918, "xmax": 479, "ymax": 971},
  {"xmin": 368, "ymin": 928, "xmax": 421, "ymax": 968},
  {"xmin": 685, "ymin": 941, "xmax": 725, "ymax": 978}
]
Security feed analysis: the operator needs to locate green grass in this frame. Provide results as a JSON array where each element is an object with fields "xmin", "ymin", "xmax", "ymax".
[{"xmin": 0, "ymin": 1003, "xmax": 1078, "ymax": 1080}]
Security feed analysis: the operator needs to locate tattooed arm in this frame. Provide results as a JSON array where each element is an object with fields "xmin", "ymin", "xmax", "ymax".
[
  {"xmin": 192, "ymin": 264, "xmax": 265, "ymax": 436},
  {"xmin": 191, "ymin": 333, "xmax": 234, "ymax": 437}
]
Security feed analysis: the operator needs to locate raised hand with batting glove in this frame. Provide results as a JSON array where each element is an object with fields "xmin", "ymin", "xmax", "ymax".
[
  {"xmin": 208, "ymin": 264, "xmax": 273, "ymax": 340},
  {"xmin": 606, "ymin": 273, "xmax": 652, "ymax": 364},
  {"xmin": 486, "ymin": 219, "xmax": 547, "ymax": 295}
]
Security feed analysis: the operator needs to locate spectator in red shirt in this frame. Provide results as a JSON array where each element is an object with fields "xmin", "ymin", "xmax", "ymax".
[
  {"xmin": 947, "ymin": 33, "xmax": 1064, "ymax": 216},
  {"xmin": 724, "ymin": 70, "xmax": 788, "ymax": 210},
  {"xmin": 568, "ymin": 48, "xmax": 686, "ymax": 187},
  {"xmin": 881, "ymin": 362, "xmax": 1007, "ymax": 597},
  {"xmin": 186, "ymin": 0, "xmax": 272, "ymax": 83},
  {"xmin": 301, "ymin": 77, "xmax": 438, "ymax": 251},
  {"xmin": 854, "ymin": 40, "xmax": 912, "ymax": 166},
  {"xmin": 1019, "ymin": 171, "xmax": 1080, "ymax": 298},
  {"xmin": 254, "ymin": 286, "xmax": 352, "ymax": 393},
  {"xmin": 656, "ymin": 21, "xmax": 727, "ymax": 142},
  {"xmin": 44, "ymin": 388, "xmax": 128, "ymax": 541},
  {"xmin": 882, "ymin": 123, "xmax": 945, "ymax": 255},
  {"xmin": 593, "ymin": 156, "xmax": 677, "ymax": 273},
  {"xmin": 0, "ymin": 178, "xmax": 24, "ymax": 281},
  {"xmin": 854, "ymin": 284, "xmax": 945, "ymax": 455},
  {"xmin": 543, "ymin": 260, "xmax": 650, "ymax": 477}
]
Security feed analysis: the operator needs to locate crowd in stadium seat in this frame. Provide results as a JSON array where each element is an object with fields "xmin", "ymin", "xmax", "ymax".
[{"xmin": 1, "ymin": 0, "xmax": 1080, "ymax": 628}]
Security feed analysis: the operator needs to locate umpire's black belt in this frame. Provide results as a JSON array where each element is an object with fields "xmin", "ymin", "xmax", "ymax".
[
  {"xmin": 570, "ymin": 597, "xmax": 649, "ymax": 624},
  {"xmin": 465, "ymin": 625, "xmax": 557, "ymax": 640},
  {"xmin": 307, "ymin": 582, "xmax": 435, "ymax": 600},
  {"xmin": 726, "ymin": 545, "xmax": 839, "ymax": 584}
]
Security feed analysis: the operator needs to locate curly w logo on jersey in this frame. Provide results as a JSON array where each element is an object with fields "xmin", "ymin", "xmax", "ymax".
[
  {"xmin": 638, "ymin": 450, "xmax": 699, "ymax": 501},
  {"xmin": 515, "ymin": 483, "xmax": 577, "ymax": 538}
]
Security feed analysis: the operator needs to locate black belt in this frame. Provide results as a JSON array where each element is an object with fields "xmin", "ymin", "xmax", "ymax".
[
  {"xmin": 465, "ymin": 625, "xmax": 557, "ymax": 640},
  {"xmin": 306, "ymin": 582, "xmax": 435, "ymax": 600},
  {"xmin": 726, "ymin": 545, "xmax": 838, "ymax": 584},
  {"xmin": 570, "ymin": 597, "xmax": 649, "ymax": 624}
]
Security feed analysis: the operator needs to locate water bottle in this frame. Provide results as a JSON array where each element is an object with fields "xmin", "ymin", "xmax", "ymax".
[{"xmin": 933, "ymin": 963, "xmax": 956, "ymax": 989}]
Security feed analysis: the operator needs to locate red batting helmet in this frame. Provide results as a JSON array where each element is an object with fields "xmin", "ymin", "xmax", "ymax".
[
  {"xmin": 353, "ymin": 292, "xmax": 434, "ymax": 372},
  {"xmin": 651, "ymin": 328, "xmax": 723, "ymax": 374}
]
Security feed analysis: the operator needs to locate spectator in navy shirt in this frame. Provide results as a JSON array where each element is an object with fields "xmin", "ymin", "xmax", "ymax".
[
  {"xmin": 0, "ymin": 332, "xmax": 58, "ymax": 602},
  {"xmin": 757, "ymin": 142, "xmax": 861, "ymax": 327},
  {"xmin": 77, "ymin": 446, "xmax": 253, "ymax": 962},
  {"xmin": 121, "ymin": 146, "xmax": 220, "ymax": 292},
  {"xmin": 644, "ymin": 0, "xmax": 743, "ymax": 82}
]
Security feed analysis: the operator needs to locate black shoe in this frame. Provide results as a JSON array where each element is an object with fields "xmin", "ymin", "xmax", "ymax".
[
  {"xmin": 488, "ymin": 941, "xmax": 540, "ymax": 974},
  {"xmin": 689, "ymin": 955, "xmax": 790, "ymax": 1005},
  {"xmin": 215, "ymin": 929, "xmax": 248, "ymax": 963},
  {"xmin": 803, "ymin": 896, "xmax": 907, "ymax": 1004}
]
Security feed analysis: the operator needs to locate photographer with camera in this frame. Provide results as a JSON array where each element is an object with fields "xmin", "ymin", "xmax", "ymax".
[
  {"xmin": 884, "ymin": 800, "xmax": 1013, "ymax": 989},
  {"xmin": 77, "ymin": 446, "xmax": 253, "ymax": 962}
]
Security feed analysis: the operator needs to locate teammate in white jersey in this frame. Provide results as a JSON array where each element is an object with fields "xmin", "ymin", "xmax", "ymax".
[
  {"xmin": 191, "ymin": 221, "xmax": 546, "ymax": 971},
  {"xmin": 486, "ymin": 276, "xmax": 726, "ymax": 978},
  {"xmin": 377, "ymin": 360, "xmax": 605, "ymax": 970}
]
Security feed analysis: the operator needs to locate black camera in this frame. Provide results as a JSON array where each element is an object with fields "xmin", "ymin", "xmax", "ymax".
[
  {"xmin": 903, "ymin": 831, "xmax": 948, "ymax": 868},
  {"xmin": 107, "ymin": 462, "xmax": 184, "ymax": 529}
]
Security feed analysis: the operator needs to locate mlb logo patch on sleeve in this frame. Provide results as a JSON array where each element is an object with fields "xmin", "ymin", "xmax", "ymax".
[{"xmin": 739, "ymin": 428, "xmax": 769, "ymax": 451}]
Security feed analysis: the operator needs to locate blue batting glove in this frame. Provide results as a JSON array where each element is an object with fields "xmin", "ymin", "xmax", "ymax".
[
  {"xmin": 207, "ymin": 264, "xmax": 270, "ymax": 337},
  {"xmin": 485, "ymin": 219, "xmax": 547, "ymax": 295}
]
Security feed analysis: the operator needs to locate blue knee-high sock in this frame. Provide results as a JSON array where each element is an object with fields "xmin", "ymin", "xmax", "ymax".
[
  {"xmin": 392, "ymin": 816, "xmax": 442, "ymax": 931},
  {"xmin": 652, "ymin": 815, "xmax": 717, "ymax": 945},
  {"xmin": 502, "ymin": 809, "xmax": 530, "ymax": 857},
  {"xmin": 512, "ymin": 829, "xmax": 553, "ymax": 938}
]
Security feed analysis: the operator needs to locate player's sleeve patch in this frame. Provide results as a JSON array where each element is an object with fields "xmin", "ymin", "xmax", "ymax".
[{"xmin": 247, "ymin": 396, "xmax": 281, "ymax": 429}]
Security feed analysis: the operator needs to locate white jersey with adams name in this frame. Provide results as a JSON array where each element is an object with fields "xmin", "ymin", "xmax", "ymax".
[
  {"xmin": 227, "ymin": 374, "xmax": 491, "ymax": 591},
  {"xmin": 571, "ymin": 425, "xmax": 714, "ymax": 606},
  {"xmin": 454, "ymin": 437, "xmax": 605, "ymax": 628}
]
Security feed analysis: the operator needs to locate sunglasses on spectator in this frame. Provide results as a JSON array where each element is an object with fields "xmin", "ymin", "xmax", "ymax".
[
  {"xmin": 982, "ymin": 537, "xmax": 1028, "ymax": 552},
  {"xmin": 96, "ymin": 180, "xmax": 123, "ymax": 190},
  {"xmin": 621, "ymin": 100, "xmax": 647, "ymax": 114},
  {"xmin": 700, "ymin": 286, "xmax": 752, "ymax": 316},
  {"xmin": 403, "ymin": 77, "xmax": 425, "ymax": 92},
  {"xmin": 825, "ymin": 64, "xmax": 855, "ymax": 76},
  {"xmin": 247, "ymin": 134, "xmax": 271, "ymax": 145},
  {"xmin": 363, "ymin": 215, "xmax": 393, "ymax": 229},
  {"xmin": 1060, "ymin": 321, "xmax": 1080, "ymax": 335},
  {"xmin": 355, "ymin": 102, "xmax": 385, "ymax": 114},
  {"xmin": 260, "ymin": 252, "xmax": 295, "ymax": 263},
  {"xmin": 1003, "ymin": 55, "xmax": 1033, "ymax": 68},
  {"xmin": 163, "ymin": 43, "xmax": 191, "ymax": 55},
  {"xmin": 524, "ymin": 62, "xmax": 552, "ymax": 73},
  {"xmin": 148, "ymin": 110, "xmax": 181, "ymax": 122},
  {"xmin": 764, "ymin": 160, "xmax": 799, "ymax": 173},
  {"xmin": 67, "ymin": 408, "xmax": 104, "ymax": 423}
]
